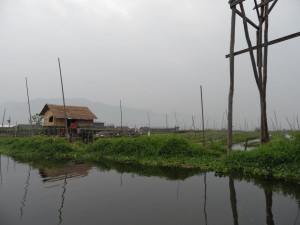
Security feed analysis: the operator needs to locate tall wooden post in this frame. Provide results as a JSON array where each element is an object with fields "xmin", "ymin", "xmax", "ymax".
[
  {"xmin": 25, "ymin": 77, "xmax": 33, "ymax": 135},
  {"xmin": 120, "ymin": 100, "xmax": 123, "ymax": 133},
  {"xmin": 1, "ymin": 108, "xmax": 6, "ymax": 134},
  {"xmin": 200, "ymin": 85, "xmax": 205, "ymax": 147},
  {"xmin": 166, "ymin": 114, "xmax": 168, "ymax": 129},
  {"xmin": 58, "ymin": 58, "xmax": 69, "ymax": 139},
  {"xmin": 227, "ymin": 6, "xmax": 236, "ymax": 153}
]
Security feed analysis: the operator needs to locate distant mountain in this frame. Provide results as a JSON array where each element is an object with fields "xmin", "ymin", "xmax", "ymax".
[{"xmin": 0, "ymin": 98, "xmax": 197, "ymax": 129}]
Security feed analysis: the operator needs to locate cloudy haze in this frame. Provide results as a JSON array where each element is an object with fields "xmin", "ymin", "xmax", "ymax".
[{"xmin": 0, "ymin": 0, "xmax": 299, "ymax": 129}]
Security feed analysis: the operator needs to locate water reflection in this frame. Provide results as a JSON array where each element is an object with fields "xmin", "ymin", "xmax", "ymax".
[
  {"xmin": 19, "ymin": 166, "xmax": 31, "ymax": 219},
  {"xmin": 229, "ymin": 178, "xmax": 239, "ymax": 225},
  {"xmin": 294, "ymin": 201, "xmax": 300, "ymax": 225},
  {"xmin": 176, "ymin": 180, "xmax": 180, "ymax": 200},
  {"xmin": 0, "ymin": 155, "xmax": 299, "ymax": 225},
  {"xmin": 264, "ymin": 188, "xmax": 274, "ymax": 225},
  {"xmin": 203, "ymin": 173, "xmax": 208, "ymax": 225},
  {"xmin": 0, "ymin": 155, "xmax": 2, "ymax": 187},
  {"xmin": 38, "ymin": 163, "xmax": 92, "ymax": 225},
  {"xmin": 39, "ymin": 163, "xmax": 92, "ymax": 183},
  {"xmin": 58, "ymin": 175, "xmax": 67, "ymax": 225}
]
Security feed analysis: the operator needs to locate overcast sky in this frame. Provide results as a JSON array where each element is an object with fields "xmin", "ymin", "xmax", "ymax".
[{"xmin": 0, "ymin": 0, "xmax": 299, "ymax": 129}]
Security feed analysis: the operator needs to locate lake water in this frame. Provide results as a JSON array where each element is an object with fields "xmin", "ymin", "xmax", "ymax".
[{"xmin": 0, "ymin": 154, "xmax": 299, "ymax": 225}]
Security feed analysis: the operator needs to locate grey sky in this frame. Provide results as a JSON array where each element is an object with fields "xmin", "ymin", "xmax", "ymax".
[{"xmin": 0, "ymin": 0, "xmax": 299, "ymax": 129}]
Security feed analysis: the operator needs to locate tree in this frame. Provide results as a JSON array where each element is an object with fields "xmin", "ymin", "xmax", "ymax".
[{"xmin": 31, "ymin": 113, "xmax": 43, "ymax": 126}]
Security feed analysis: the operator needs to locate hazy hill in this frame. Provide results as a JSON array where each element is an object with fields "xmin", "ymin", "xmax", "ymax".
[{"xmin": 0, "ymin": 98, "xmax": 198, "ymax": 129}]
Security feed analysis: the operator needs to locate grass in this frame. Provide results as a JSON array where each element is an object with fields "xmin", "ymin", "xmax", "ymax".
[{"xmin": 0, "ymin": 131, "xmax": 299, "ymax": 182}]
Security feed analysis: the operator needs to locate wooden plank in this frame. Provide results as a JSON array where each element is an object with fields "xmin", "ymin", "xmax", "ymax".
[
  {"xmin": 225, "ymin": 31, "xmax": 300, "ymax": 58},
  {"xmin": 236, "ymin": 9, "xmax": 259, "ymax": 30}
]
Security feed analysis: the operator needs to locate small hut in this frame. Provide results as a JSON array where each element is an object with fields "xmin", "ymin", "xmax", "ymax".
[{"xmin": 40, "ymin": 104, "xmax": 97, "ymax": 129}]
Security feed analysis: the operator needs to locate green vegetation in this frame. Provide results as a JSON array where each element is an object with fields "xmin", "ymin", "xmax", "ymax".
[{"xmin": 0, "ymin": 131, "xmax": 299, "ymax": 182}]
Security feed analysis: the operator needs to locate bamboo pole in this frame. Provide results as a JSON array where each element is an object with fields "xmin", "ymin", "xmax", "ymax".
[
  {"xmin": 147, "ymin": 112, "xmax": 151, "ymax": 135},
  {"xmin": 192, "ymin": 116, "xmax": 196, "ymax": 139},
  {"xmin": 174, "ymin": 111, "xmax": 178, "ymax": 131},
  {"xmin": 58, "ymin": 58, "xmax": 69, "ymax": 139},
  {"xmin": 286, "ymin": 117, "xmax": 293, "ymax": 131},
  {"xmin": 227, "ymin": 5, "xmax": 236, "ymax": 153},
  {"xmin": 274, "ymin": 110, "xmax": 279, "ymax": 132},
  {"xmin": 1, "ymin": 108, "xmax": 5, "ymax": 134},
  {"xmin": 120, "ymin": 100, "xmax": 123, "ymax": 133},
  {"xmin": 25, "ymin": 77, "xmax": 33, "ymax": 135},
  {"xmin": 15, "ymin": 121, "xmax": 18, "ymax": 138},
  {"xmin": 225, "ymin": 31, "xmax": 300, "ymax": 58},
  {"xmin": 200, "ymin": 85, "xmax": 205, "ymax": 147},
  {"xmin": 166, "ymin": 114, "xmax": 168, "ymax": 129}
]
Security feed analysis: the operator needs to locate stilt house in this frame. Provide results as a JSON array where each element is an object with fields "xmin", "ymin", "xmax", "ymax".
[{"xmin": 40, "ymin": 104, "xmax": 97, "ymax": 129}]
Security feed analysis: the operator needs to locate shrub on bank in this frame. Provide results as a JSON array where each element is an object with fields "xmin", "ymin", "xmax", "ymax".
[
  {"xmin": 218, "ymin": 135, "xmax": 300, "ymax": 178},
  {"xmin": 86, "ymin": 135, "xmax": 204, "ymax": 158},
  {"xmin": 0, "ymin": 137, "xmax": 71, "ymax": 156}
]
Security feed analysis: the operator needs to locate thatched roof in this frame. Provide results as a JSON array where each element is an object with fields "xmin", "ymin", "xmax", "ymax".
[{"xmin": 40, "ymin": 104, "xmax": 97, "ymax": 120}]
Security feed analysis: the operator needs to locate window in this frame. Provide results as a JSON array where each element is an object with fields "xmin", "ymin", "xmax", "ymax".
[{"xmin": 49, "ymin": 116, "xmax": 53, "ymax": 123}]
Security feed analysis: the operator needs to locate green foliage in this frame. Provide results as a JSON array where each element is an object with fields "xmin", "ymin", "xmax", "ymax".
[
  {"xmin": 31, "ymin": 113, "xmax": 43, "ymax": 126},
  {"xmin": 0, "ymin": 131, "xmax": 300, "ymax": 182},
  {"xmin": 0, "ymin": 137, "xmax": 71, "ymax": 157},
  {"xmin": 86, "ymin": 135, "xmax": 204, "ymax": 158},
  {"xmin": 218, "ymin": 136, "xmax": 300, "ymax": 179}
]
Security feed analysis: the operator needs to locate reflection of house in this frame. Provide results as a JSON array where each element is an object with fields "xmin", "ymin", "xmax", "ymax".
[
  {"xmin": 40, "ymin": 104, "xmax": 97, "ymax": 129},
  {"xmin": 39, "ymin": 163, "xmax": 92, "ymax": 182}
]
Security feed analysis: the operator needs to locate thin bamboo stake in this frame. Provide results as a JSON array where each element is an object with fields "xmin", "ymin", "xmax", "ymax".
[
  {"xmin": 174, "ymin": 111, "xmax": 178, "ymax": 131},
  {"xmin": 286, "ymin": 117, "xmax": 293, "ymax": 131},
  {"xmin": 166, "ymin": 114, "xmax": 168, "ymax": 129},
  {"xmin": 15, "ymin": 121, "xmax": 18, "ymax": 138},
  {"xmin": 120, "ymin": 100, "xmax": 123, "ymax": 133},
  {"xmin": 58, "ymin": 58, "xmax": 69, "ymax": 139},
  {"xmin": 147, "ymin": 112, "xmax": 151, "ymax": 128},
  {"xmin": 1, "ymin": 108, "xmax": 5, "ymax": 134},
  {"xmin": 25, "ymin": 77, "xmax": 33, "ymax": 135},
  {"xmin": 274, "ymin": 110, "xmax": 279, "ymax": 132},
  {"xmin": 192, "ymin": 116, "xmax": 196, "ymax": 139},
  {"xmin": 147, "ymin": 112, "xmax": 151, "ymax": 135},
  {"xmin": 200, "ymin": 85, "xmax": 205, "ymax": 147}
]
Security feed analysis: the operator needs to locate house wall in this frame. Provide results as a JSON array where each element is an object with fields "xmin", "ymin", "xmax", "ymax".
[
  {"xmin": 43, "ymin": 109, "xmax": 94, "ymax": 128},
  {"xmin": 43, "ymin": 110, "xmax": 55, "ymax": 127},
  {"xmin": 77, "ymin": 120, "xmax": 93, "ymax": 128}
]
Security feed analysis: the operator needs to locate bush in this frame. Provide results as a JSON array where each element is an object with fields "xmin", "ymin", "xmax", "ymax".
[{"xmin": 86, "ymin": 135, "xmax": 203, "ymax": 158}]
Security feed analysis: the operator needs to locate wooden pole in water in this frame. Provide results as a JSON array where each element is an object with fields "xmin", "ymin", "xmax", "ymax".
[
  {"xmin": 1, "ymin": 108, "xmax": 6, "ymax": 134},
  {"xmin": 58, "ymin": 58, "xmax": 69, "ymax": 139},
  {"xmin": 200, "ymin": 85, "xmax": 205, "ymax": 147},
  {"xmin": 227, "ymin": 5, "xmax": 236, "ymax": 153},
  {"xmin": 25, "ymin": 77, "xmax": 33, "ymax": 135}
]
